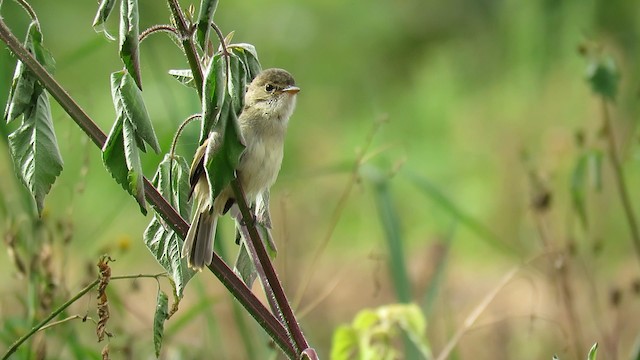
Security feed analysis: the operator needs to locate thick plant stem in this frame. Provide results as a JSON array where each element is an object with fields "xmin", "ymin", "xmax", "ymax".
[
  {"xmin": 231, "ymin": 179, "xmax": 309, "ymax": 354},
  {"xmin": 166, "ymin": 0, "xmax": 203, "ymax": 96},
  {"xmin": 601, "ymin": 100, "xmax": 640, "ymax": 264},
  {"xmin": 0, "ymin": 18, "xmax": 297, "ymax": 359}
]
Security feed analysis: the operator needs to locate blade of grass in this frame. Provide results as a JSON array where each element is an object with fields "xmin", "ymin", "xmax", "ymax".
[
  {"xmin": 405, "ymin": 170, "xmax": 518, "ymax": 257},
  {"xmin": 421, "ymin": 224, "xmax": 455, "ymax": 317}
]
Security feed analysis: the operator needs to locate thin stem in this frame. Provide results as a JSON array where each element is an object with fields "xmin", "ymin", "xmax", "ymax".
[
  {"xmin": 294, "ymin": 118, "xmax": 384, "ymax": 306},
  {"xmin": 231, "ymin": 179, "xmax": 309, "ymax": 354},
  {"xmin": 0, "ymin": 18, "xmax": 296, "ymax": 359},
  {"xmin": 601, "ymin": 99, "xmax": 640, "ymax": 263},
  {"xmin": 167, "ymin": 0, "xmax": 203, "ymax": 97},
  {"xmin": 139, "ymin": 24, "xmax": 179, "ymax": 43},
  {"xmin": 37, "ymin": 315, "xmax": 97, "ymax": 333},
  {"xmin": 2, "ymin": 279, "xmax": 100, "ymax": 360},
  {"xmin": 168, "ymin": 113, "xmax": 201, "ymax": 206}
]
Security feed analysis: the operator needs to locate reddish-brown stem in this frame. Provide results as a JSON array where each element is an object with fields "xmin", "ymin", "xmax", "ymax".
[{"xmin": 0, "ymin": 18, "xmax": 296, "ymax": 359}]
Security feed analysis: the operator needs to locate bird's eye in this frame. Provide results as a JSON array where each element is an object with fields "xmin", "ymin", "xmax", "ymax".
[{"xmin": 265, "ymin": 84, "xmax": 275, "ymax": 92}]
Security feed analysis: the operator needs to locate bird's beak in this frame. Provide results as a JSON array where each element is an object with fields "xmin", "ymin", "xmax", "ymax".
[{"xmin": 282, "ymin": 85, "xmax": 300, "ymax": 94}]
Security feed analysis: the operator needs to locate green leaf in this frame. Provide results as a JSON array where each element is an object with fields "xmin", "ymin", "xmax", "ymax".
[
  {"xmin": 587, "ymin": 343, "xmax": 598, "ymax": 360},
  {"xmin": 229, "ymin": 43, "xmax": 262, "ymax": 79},
  {"xmin": 4, "ymin": 22, "xmax": 55, "ymax": 123},
  {"xmin": 168, "ymin": 69, "xmax": 197, "ymax": 89},
  {"xmin": 368, "ymin": 172, "xmax": 411, "ymax": 303},
  {"xmin": 330, "ymin": 326, "xmax": 358, "ymax": 360},
  {"xmin": 195, "ymin": 0, "xmax": 219, "ymax": 49},
  {"xmin": 103, "ymin": 69, "xmax": 161, "ymax": 215},
  {"xmin": 122, "ymin": 118, "xmax": 145, "ymax": 212},
  {"xmin": 227, "ymin": 53, "xmax": 247, "ymax": 115},
  {"xmin": 7, "ymin": 91, "xmax": 63, "ymax": 216},
  {"xmin": 201, "ymin": 54, "xmax": 226, "ymax": 143},
  {"xmin": 119, "ymin": 0, "xmax": 142, "ymax": 89},
  {"xmin": 571, "ymin": 153, "xmax": 589, "ymax": 228},
  {"xmin": 204, "ymin": 97, "xmax": 246, "ymax": 205},
  {"xmin": 586, "ymin": 55, "xmax": 619, "ymax": 101},
  {"xmin": 153, "ymin": 290, "xmax": 169, "ymax": 358},
  {"xmin": 92, "ymin": 0, "xmax": 118, "ymax": 40},
  {"xmin": 112, "ymin": 70, "xmax": 160, "ymax": 153},
  {"xmin": 144, "ymin": 155, "xmax": 195, "ymax": 297},
  {"xmin": 233, "ymin": 242, "xmax": 257, "ymax": 287}
]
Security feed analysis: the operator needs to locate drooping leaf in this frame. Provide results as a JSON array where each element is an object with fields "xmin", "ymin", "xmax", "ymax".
[
  {"xmin": 144, "ymin": 155, "xmax": 195, "ymax": 297},
  {"xmin": 586, "ymin": 55, "xmax": 619, "ymax": 101},
  {"xmin": 153, "ymin": 290, "xmax": 169, "ymax": 358},
  {"xmin": 7, "ymin": 91, "xmax": 63, "ymax": 216},
  {"xmin": 233, "ymin": 242, "xmax": 257, "ymax": 287},
  {"xmin": 119, "ymin": 0, "xmax": 142, "ymax": 89},
  {"xmin": 112, "ymin": 70, "xmax": 160, "ymax": 152},
  {"xmin": 4, "ymin": 22, "xmax": 55, "ymax": 123},
  {"xmin": 201, "ymin": 54, "xmax": 226, "ymax": 143},
  {"xmin": 227, "ymin": 53, "xmax": 246, "ymax": 115},
  {"xmin": 168, "ymin": 69, "xmax": 197, "ymax": 89},
  {"xmin": 122, "ymin": 118, "xmax": 145, "ymax": 212},
  {"xmin": 92, "ymin": 0, "xmax": 118, "ymax": 40},
  {"xmin": 229, "ymin": 43, "xmax": 261, "ymax": 79},
  {"xmin": 102, "ymin": 70, "xmax": 159, "ymax": 214},
  {"xmin": 204, "ymin": 97, "xmax": 245, "ymax": 205},
  {"xmin": 195, "ymin": 0, "xmax": 219, "ymax": 50}
]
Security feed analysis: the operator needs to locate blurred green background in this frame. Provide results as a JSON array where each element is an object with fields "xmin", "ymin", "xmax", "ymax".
[{"xmin": 2, "ymin": 0, "xmax": 640, "ymax": 358}]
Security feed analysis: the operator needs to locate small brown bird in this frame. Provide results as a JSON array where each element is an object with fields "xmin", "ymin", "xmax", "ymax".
[{"xmin": 182, "ymin": 68, "xmax": 300, "ymax": 270}]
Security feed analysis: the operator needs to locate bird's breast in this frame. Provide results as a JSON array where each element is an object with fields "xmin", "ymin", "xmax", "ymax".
[{"xmin": 238, "ymin": 135, "xmax": 284, "ymax": 200}]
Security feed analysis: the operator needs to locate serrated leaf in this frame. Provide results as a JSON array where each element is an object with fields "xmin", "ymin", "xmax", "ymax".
[
  {"xmin": 122, "ymin": 118, "xmax": 146, "ymax": 213},
  {"xmin": 102, "ymin": 115, "xmax": 147, "ymax": 214},
  {"xmin": 195, "ymin": 0, "xmax": 219, "ymax": 49},
  {"xmin": 7, "ymin": 91, "xmax": 63, "ymax": 216},
  {"xmin": 4, "ymin": 22, "xmax": 54, "ymax": 123},
  {"xmin": 586, "ymin": 56, "xmax": 619, "ymax": 101},
  {"xmin": 233, "ymin": 242, "xmax": 257, "ymax": 287},
  {"xmin": 144, "ymin": 155, "xmax": 195, "ymax": 297},
  {"xmin": 204, "ymin": 97, "xmax": 245, "ymax": 205},
  {"xmin": 587, "ymin": 343, "xmax": 598, "ymax": 360},
  {"xmin": 92, "ymin": 0, "xmax": 118, "ymax": 40},
  {"xmin": 119, "ymin": 0, "xmax": 142, "ymax": 89},
  {"xmin": 201, "ymin": 54, "xmax": 226, "ymax": 143},
  {"xmin": 153, "ymin": 291, "xmax": 169, "ymax": 358},
  {"xmin": 112, "ymin": 71, "xmax": 160, "ymax": 153},
  {"xmin": 168, "ymin": 69, "xmax": 197, "ymax": 89}
]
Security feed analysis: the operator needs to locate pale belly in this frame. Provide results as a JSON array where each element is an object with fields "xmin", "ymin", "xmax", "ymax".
[{"xmin": 237, "ymin": 136, "xmax": 283, "ymax": 201}]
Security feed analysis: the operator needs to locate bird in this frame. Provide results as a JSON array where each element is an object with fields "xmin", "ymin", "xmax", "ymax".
[{"xmin": 182, "ymin": 68, "xmax": 300, "ymax": 270}]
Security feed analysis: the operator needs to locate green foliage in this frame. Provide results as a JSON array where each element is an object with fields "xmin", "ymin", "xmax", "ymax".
[
  {"xmin": 92, "ymin": 0, "xmax": 118, "ymax": 40},
  {"xmin": 153, "ymin": 290, "xmax": 169, "ymax": 358},
  {"xmin": 196, "ymin": 0, "xmax": 219, "ymax": 49},
  {"xmin": 570, "ymin": 149, "xmax": 603, "ymax": 228},
  {"xmin": 331, "ymin": 303, "xmax": 432, "ymax": 360},
  {"xmin": 585, "ymin": 54, "xmax": 619, "ymax": 101},
  {"xmin": 102, "ymin": 70, "xmax": 160, "ymax": 215},
  {"xmin": 144, "ymin": 155, "xmax": 195, "ymax": 298},
  {"xmin": 119, "ymin": 0, "xmax": 142, "ymax": 89},
  {"xmin": 587, "ymin": 343, "xmax": 598, "ymax": 360},
  {"xmin": 4, "ymin": 22, "xmax": 62, "ymax": 216}
]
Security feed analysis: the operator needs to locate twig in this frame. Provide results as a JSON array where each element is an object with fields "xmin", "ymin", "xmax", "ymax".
[
  {"xmin": 294, "ymin": 117, "xmax": 384, "ymax": 306},
  {"xmin": 601, "ymin": 99, "xmax": 640, "ymax": 263},
  {"xmin": 0, "ymin": 18, "xmax": 296, "ymax": 359},
  {"xmin": 139, "ymin": 24, "xmax": 179, "ymax": 43},
  {"xmin": 13, "ymin": 0, "xmax": 40, "ymax": 27},
  {"xmin": 37, "ymin": 315, "xmax": 97, "ymax": 333},
  {"xmin": 436, "ymin": 267, "xmax": 518, "ymax": 360},
  {"xmin": 166, "ymin": 0, "xmax": 203, "ymax": 96},
  {"xmin": 168, "ymin": 113, "xmax": 201, "ymax": 206},
  {"xmin": 3, "ymin": 279, "xmax": 100, "ymax": 360}
]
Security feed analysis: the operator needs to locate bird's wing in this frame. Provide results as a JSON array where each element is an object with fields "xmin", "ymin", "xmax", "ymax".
[{"xmin": 188, "ymin": 132, "xmax": 222, "ymax": 198}]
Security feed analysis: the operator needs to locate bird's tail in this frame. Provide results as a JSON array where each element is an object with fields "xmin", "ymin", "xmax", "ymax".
[{"xmin": 182, "ymin": 209, "xmax": 218, "ymax": 271}]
